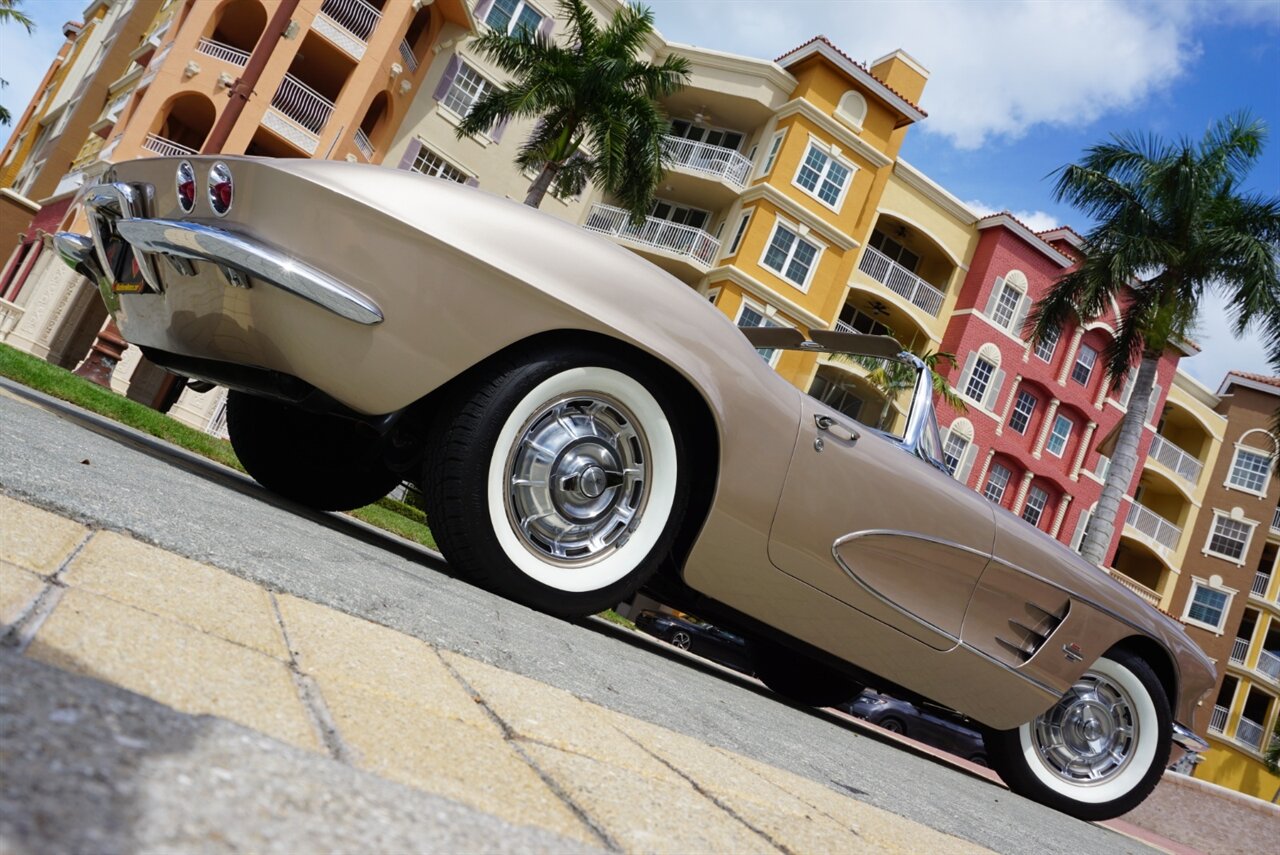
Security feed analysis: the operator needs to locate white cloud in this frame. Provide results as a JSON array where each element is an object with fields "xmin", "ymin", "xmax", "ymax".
[
  {"xmin": 647, "ymin": 1, "xmax": 1266, "ymax": 148},
  {"xmin": 1180, "ymin": 291, "xmax": 1274, "ymax": 387},
  {"xmin": 962, "ymin": 199, "xmax": 1060, "ymax": 233}
]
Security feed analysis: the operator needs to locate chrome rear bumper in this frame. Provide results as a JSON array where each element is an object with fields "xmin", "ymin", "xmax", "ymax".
[{"xmin": 1172, "ymin": 722, "xmax": 1209, "ymax": 753}]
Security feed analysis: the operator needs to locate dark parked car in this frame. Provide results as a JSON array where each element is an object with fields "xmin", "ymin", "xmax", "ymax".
[
  {"xmin": 842, "ymin": 691, "xmax": 987, "ymax": 765},
  {"xmin": 634, "ymin": 611, "xmax": 753, "ymax": 674}
]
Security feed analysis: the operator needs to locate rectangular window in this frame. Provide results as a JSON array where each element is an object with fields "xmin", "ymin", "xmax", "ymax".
[
  {"xmin": 1185, "ymin": 582, "xmax": 1230, "ymax": 631},
  {"xmin": 409, "ymin": 145, "xmax": 469, "ymax": 183},
  {"xmin": 1046, "ymin": 413, "xmax": 1073, "ymax": 457},
  {"xmin": 1228, "ymin": 448, "xmax": 1270, "ymax": 494},
  {"xmin": 964, "ymin": 358, "xmax": 995, "ymax": 404},
  {"xmin": 943, "ymin": 433, "xmax": 969, "ymax": 477},
  {"xmin": 984, "ymin": 463, "xmax": 1012, "ymax": 504},
  {"xmin": 1071, "ymin": 343, "xmax": 1098, "ymax": 386},
  {"xmin": 1022, "ymin": 485, "xmax": 1049, "ymax": 527},
  {"xmin": 485, "ymin": 0, "xmax": 544, "ymax": 36},
  {"xmin": 726, "ymin": 211, "xmax": 752, "ymax": 256},
  {"xmin": 1008, "ymin": 389, "xmax": 1037, "ymax": 434},
  {"xmin": 794, "ymin": 142, "xmax": 852, "ymax": 208},
  {"xmin": 991, "ymin": 283, "xmax": 1021, "ymax": 328},
  {"xmin": 761, "ymin": 131, "xmax": 785, "ymax": 175},
  {"xmin": 1207, "ymin": 515, "xmax": 1253, "ymax": 562},
  {"xmin": 761, "ymin": 221, "xmax": 820, "ymax": 289},
  {"xmin": 869, "ymin": 230, "xmax": 921, "ymax": 272},
  {"xmin": 736, "ymin": 303, "xmax": 783, "ymax": 365},
  {"xmin": 1035, "ymin": 327, "xmax": 1060, "ymax": 362},
  {"xmin": 440, "ymin": 62, "xmax": 493, "ymax": 119}
]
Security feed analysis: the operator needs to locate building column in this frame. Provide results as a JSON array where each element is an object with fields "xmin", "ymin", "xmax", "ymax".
[
  {"xmin": 1050, "ymin": 494, "xmax": 1073, "ymax": 539},
  {"xmin": 1057, "ymin": 327, "xmax": 1086, "ymax": 386},
  {"xmin": 975, "ymin": 448, "xmax": 996, "ymax": 491},
  {"xmin": 1012, "ymin": 470, "xmax": 1036, "ymax": 515},
  {"xmin": 1032, "ymin": 398, "xmax": 1061, "ymax": 459},
  {"xmin": 995, "ymin": 374, "xmax": 1022, "ymax": 436},
  {"xmin": 1093, "ymin": 372, "xmax": 1111, "ymax": 409},
  {"xmin": 1070, "ymin": 421, "xmax": 1098, "ymax": 480}
]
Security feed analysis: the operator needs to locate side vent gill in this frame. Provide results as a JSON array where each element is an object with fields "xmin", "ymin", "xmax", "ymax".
[{"xmin": 996, "ymin": 600, "xmax": 1068, "ymax": 664}]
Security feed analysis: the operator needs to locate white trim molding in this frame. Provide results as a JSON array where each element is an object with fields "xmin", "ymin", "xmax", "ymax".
[
  {"xmin": 772, "ymin": 99, "xmax": 893, "ymax": 169},
  {"xmin": 703, "ymin": 265, "xmax": 827, "ymax": 329},
  {"xmin": 739, "ymin": 182, "xmax": 859, "ymax": 251}
]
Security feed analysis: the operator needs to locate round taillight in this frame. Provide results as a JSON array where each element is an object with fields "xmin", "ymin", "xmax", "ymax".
[
  {"xmin": 176, "ymin": 160, "xmax": 196, "ymax": 213},
  {"xmin": 208, "ymin": 161, "xmax": 233, "ymax": 216}
]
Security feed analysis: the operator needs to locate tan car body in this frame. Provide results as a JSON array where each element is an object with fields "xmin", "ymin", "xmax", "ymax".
[{"xmin": 63, "ymin": 157, "xmax": 1214, "ymax": 733}]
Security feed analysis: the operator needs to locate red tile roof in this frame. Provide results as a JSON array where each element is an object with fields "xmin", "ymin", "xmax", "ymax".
[
  {"xmin": 775, "ymin": 35, "xmax": 928, "ymax": 116},
  {"xmin": 1228, "ymin": 371, "xmax": 1280, "ymax": 388},
  {"xmin": 976, "ymin": 211, "xmax": 1073, "ymax": 259}
]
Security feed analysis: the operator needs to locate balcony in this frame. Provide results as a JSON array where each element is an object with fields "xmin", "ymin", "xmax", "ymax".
[
  {"xmin": 1209, "ymin": 704, "xmax": 1229, "ymax": 734},
  {"xmin": 399, "ymin": 39, "xmax": 419, "ymax": 73},
  {"xmin": 263, "ymin": 74, "xmax": 335, "ymax": 155},
  {"xmin": 1124, "ymin": 501, "xmax": 1182, "ymax": 554},
  {"xmin": 857, "ymin": 245, "xmax": 946, "ymax": 317},
  {"xmin": 1254, "ymin": 572, "xmax": 1272, "ymax": 598},
  {"xmin": 583, "ymin": 203, "xmax": 720, "ymax": 282},
  {"xmin": 1259, "ymin": 649, "xmax": 1280, "ymax": 682},
  {"xmin": 314, "ymin": 0, "xmax": 382, "ymax": 59},
  {"xmin": 1272, "ymin": 506, "xmax": 1280, "ymax": 534},
  {"xmin": 662, "ymin": 136, "xmax": 752, "ymax": 189},
  {"xmin": 141, "ymin": 134, "xmax": 197, "ymax": 158},
  {"xmin": 1236, "ymin": 717, "xmax": 1265, "ymax": 750},
  {"xmin": 1230, "ymin": 637, "xmax": 1249, "ymax": 665},
  {"xmin": 1147, "ymin": 434, "xmax": 1203, "ymax": 486},
  {"xmin": 353, "ymin": 128, "xmax": 373, "ymax": 160},
  {"xmin": 1104, "ymin": 566, "xmax": 1161, "ymax": 608},
  {"xmin": 196, "ymin": 37, "xmax": 250, "ymax": 68}
]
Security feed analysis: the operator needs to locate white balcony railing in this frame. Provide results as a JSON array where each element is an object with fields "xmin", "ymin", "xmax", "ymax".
[
  {"xmin": 1259, "ymin": 649, "xmax": 1280, "ymax": 681},
  {"xmin": 857, "ymin": 245, "xmax": 946, "ymax": 317},
  {"xmin": 1236, "ymin": 717, "xmax": 1265, "ymax": 750},
  {"xmin": 353, "ymin": 128, "xmax": 373, "ymax": 160},
  {"xmin": 1255, "ymin": 572, "xmax": 1272, "ymax": 598},
  {"xmin": 319, "ymin": 0, "xmax": 382, "ymax": 42},
  {"xmin": 0, "ymin": 297, "xmax": 25, "ymax": 341},
  {"xmin": 196, "ymin": 37, "xmax": 250, "ymax": 67},
  {"xmin": 583, "ymin": 204, "xmax": 720, "ymax": 267},
  {"xmin": 1148, "ymin": 434, "xmax": 1203, "ymax": 485},
  {"xmin": 1208, "ymin": 704, "xmax": 1229, "ymax": 734},
  {"xmin": 141, "ymin": 134, "xmax": 197, "ymax": 158},
  {"xmin": 269, "ymin": 73, "xmax": 335, "ymax": 136},
  {"xmin": 661, "ymin": 135, "xmax": 753, "ymax": 189},
  {"xmin": 1272, "ymin": 506, "xmax": 1280, "ymax": 534},
  {"xmin": 1105, "ymin": 567, "xmax": 1161, "ymax": 608},
  {"xmin": 1125, "ymin": 501, "xmax": 1182, "ymax": 552},
  {"xmin": 1231, "ymin": 637, "xmax": 1250, "ymax": 665},
  {"xmin": 399, "ymin": 39, "xmax": 419, "ymax": 73}
]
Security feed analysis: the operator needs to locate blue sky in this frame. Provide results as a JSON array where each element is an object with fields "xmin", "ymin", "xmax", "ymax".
[{"xmin": 3, "ymin": 0, "xmax": 1277, "ymax": 386}]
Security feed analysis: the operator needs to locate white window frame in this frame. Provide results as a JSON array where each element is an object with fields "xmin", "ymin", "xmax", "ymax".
[
  {"xmin": 1034, "ymin": 326, "xmax": 1060, "ymax": 362},
  {"xmin": 1022, "ymin": 485, "xmax": 1049, "ymax": 527},
  {"xmin": 758, "ymin": 217, "xmax": 824, "ymax": 292},
  {"xmin": 791, "ymin": 136, "xmax": 855, "ymax": 212},
  {"xmin": 483, "ymin": 0, "xmax": 545, "ymax": 36},
  {"xmin": 942, "ymin": 431, "xmax": 970, "ymax": 478},
  {"xmin": 1071, "ymin": 343, "xmax": 1098, "ymax": 386},
  {"xmin": 408, "ymin": 143, "xmax": 470, "ymax": 183},
  {"xmin": 990, "ymin": 280, "xmax": 1023, "ymax": 329},
  {"xmin": 734, "ymin": 299, "xmax": 787, "ymax": 368},
  {"xmin": 1181, "ymin": 577, "xmax": 1236, "ymax": 634},
  {"xmin": 439, "ymin": 60, "xmax": 495, "ymax": 124},
  {"xmin": 1046, "ymin": 413, "xmax": 1073, "ymax": 458},
  {"xmin": 1009, "ymin": 389, "xmax": 1037, "ymax": 435},
  {"xmin": 705, "ymin": 287, "xmax": 721, "ymax": 304},
  {"xmin": 984, "ymin": 463, "xmax": 1012, "ymax": 504},
  {"xmin": 964, "ymin": 358, "xmax": 995, "ymax": 405},
  {"xmin": 725, "ymin": 209, "xmax": 753, "ymax": 258},
  {"xmin": 1203, "ymin": 512, "xmax": 1256, "ymax": 566},
  {"xmin": 759, "ymin": 130, "xmax": 786, "ymax": 177},
  {"xmin": 1225, "ymin": 444, "xmax": 1272, "ymax": 497}
]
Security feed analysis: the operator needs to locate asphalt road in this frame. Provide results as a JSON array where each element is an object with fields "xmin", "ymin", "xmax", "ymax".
[{"xmin": 0, "ymin": 380, "xmax": 1153, "ymax": 854}]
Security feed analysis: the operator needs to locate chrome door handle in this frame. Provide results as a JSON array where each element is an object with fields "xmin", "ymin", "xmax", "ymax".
[{"xmin": 814, "ymin": 414, "xmax": 859, "ymax": 443}]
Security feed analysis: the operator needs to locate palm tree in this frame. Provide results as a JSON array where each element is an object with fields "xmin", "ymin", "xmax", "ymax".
[
  {"xmin": 0, "ymin": 0, "xmax": 36, "ymax": 126},
  {"xmin": 1265, "ymin": 717, "xmax": 1279, "ymax": 803},
  {"xmin": 457, "ymin": 0, "xmax": 690, "ymax": 214},
  {"xmin": 830, "ymin": 348, "xmax": 965, "ymax": 430},
  {"xmin": 1033, "ymin": 113, "xmax": 1280, "ymax": 567}
]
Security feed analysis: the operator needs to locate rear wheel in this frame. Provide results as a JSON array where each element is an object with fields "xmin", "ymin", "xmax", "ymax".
[
  {"xmin": 225, "ymin": 391, "xmax": 400, "ymax": 511},
  {"xmin": 879, "ymin": 717, "xmax": 906, "ymax": 735},
  {"xmin": 424, "ymin": 347, "xmax": 689, "ymax": 617},
  {"xmin": 984, "ymin": 650, "xmax": 1171, "ymax": 821},
  {"xmin": 669, "ymin": 630, "xmax": 693, "ymax": 650},
  {"xmin": 753, "ymin": 640, "xmax": 864, "ymax": 708}
]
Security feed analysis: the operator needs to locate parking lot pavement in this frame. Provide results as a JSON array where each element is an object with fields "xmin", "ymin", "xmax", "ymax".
[{"xmin": 2, "ymin": 493, "xmax": 992, "ymax": 854}]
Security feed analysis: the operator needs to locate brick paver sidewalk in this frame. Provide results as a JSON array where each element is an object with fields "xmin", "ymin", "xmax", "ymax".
[{"xmin": 1, "ymin": 492, "xmax": 992, "ymax": 853}]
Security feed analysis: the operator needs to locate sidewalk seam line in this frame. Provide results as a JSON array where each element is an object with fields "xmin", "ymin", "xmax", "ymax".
[
  {"xmin": 3, "ymin": 530, "xmax": 95, "ymax": 653},
  {"xmin": 269, "ymin": 592, "xmax": 355, "ymax": 764},
  {"xmin": 437, "ymin": 652, "xmax": 621, "ymax": 852}
]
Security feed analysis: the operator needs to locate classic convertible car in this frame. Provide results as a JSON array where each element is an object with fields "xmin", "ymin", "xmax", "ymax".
[{"xmin": 55, "ymin": 156, "xmax": 1213, "ymax": 820}]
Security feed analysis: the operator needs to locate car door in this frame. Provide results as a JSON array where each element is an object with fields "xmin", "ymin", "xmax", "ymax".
[{"xmin": 767, "ymin": 394, "xmax": 998, "ymax": 650}]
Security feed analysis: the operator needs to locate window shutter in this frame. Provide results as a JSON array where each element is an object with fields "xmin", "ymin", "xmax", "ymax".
[
  {"xmin": 1012, "ymin": 295, "xmax": 1031, "ymax": 337},
  {"xmin": 474, "ymin": 0, "xmax": 496, "ymax": 23},
  {"xmin": 957, "ymin": 444, "xmax": 977, "ymax": 485},
  {"xmin": 432, "ymin": 55, "xmax": 461, "ymax": 102},
  {"xmin": 1069, "ymin": 510, "xmax": 1090, "ymax": 551},
  {"xmin": 958, "ymin": 352, "xmax": 977, "ymax": 396},
  {"xmin": 490, "ymin": 116, "xmax": 509, "ymax": 143},
  {"xmin": 983, "ymin": 278, "xmax": 1005, "ymax": 318},
  {"xmin": 465, "ymin": 176, "xmax": 479, "ymax": 188},
  {"xmin": 985, "ymin": 369, "xmax": 1006, "ymax": 410},
  {"xmin": 1146, "ymin": 383, "xmax": 1162, "ymax": 422},
  {"xmin": 396, "ymin": 139, "xmax": 423, "ymax": 171},
  {"xmin": 538, "ymin": 16, "xmax": 555, "ymax": 38}
]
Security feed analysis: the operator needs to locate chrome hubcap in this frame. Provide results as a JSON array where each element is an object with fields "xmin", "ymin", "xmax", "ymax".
[
  {"xmin": 506, "ymin": 394, "xmax": 648, "ymax": 565},
  {"xmin": 1032, "ymin": 671, "xmax": 1137, "ymax": 785}
]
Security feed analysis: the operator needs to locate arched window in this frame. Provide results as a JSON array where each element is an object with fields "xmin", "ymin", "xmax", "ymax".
[
  {"xmin": 835, "ymin": 90, "xmax": 867, "ymax": 131},
  {"xmin": 958, "ymin": 343, "xmax": 1006, "ymax": 410},
  {"xmin": 943, "ymin": 417, "xmax": 976, "ymax": 482},
  {"xmin": 1226, "ymin": 428, "xmax": 1277, "ymax": 496},
  {"xmin": 984, "ymin": 269, "xmax": 1029, "ymax": 332}
]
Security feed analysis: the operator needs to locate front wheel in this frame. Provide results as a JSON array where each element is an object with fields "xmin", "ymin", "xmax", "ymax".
[
  {"xmin": 669, "ymin": 630, "xmax": 693, "ymax": 650},
  {"xmin": 984, "ymin": 650, "xmax": 1171, "ymax": 821},
  {"xmin": 424, "ymin": 348, "xmax": 689, "ymax": 617}
]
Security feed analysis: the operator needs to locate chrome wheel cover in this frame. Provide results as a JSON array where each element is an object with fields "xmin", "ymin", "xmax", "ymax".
[
  {"xmin": 505, "ymin": 393, "xmax": 649, "ymax": 566},
  {"xmin": 1031, "ymin": 670, "xmax": 1138, "ymax": 786},
  {"xmin": 671, "ymin": 631, "xmax": 692, "ymax": 650}
]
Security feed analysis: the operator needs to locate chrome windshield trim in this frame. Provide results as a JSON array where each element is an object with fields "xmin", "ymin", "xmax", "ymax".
[
  {"xmin": 114, "ymin": 218, "xmax": 383, "ymax": 326},
  {"xmin": 1172, "ymin": 722, "xmax": 1209, "ymax": 753}
]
